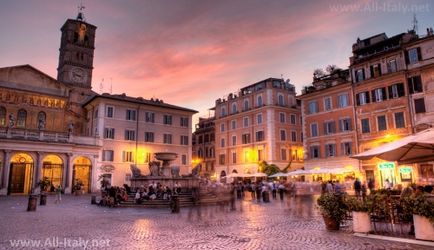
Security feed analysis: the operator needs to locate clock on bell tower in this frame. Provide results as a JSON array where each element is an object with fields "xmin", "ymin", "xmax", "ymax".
[{"xmin": 57, "ymin": 7, "xmax": 96, "ymax": 89}]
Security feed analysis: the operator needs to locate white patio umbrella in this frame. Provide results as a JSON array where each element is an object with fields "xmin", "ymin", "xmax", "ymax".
[
  {"xmin": 251, "ymin": 172, "xmax": 268, "ymax": 177},
  {"xmin": 286, "ymin": 169, "xmax": 310, "ymax": 176},
  {"xmin": 269, "ymin": 172, "xmax": 288, "ymax": 178},
  {"xmin": 352, "ymin": 128, "xmax": 434, "ymax": 164}
]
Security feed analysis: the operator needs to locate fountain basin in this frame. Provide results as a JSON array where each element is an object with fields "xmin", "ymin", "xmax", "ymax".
[{"xmin": 155, "ymin": 152, "xmax": 178, "ymax": 161}]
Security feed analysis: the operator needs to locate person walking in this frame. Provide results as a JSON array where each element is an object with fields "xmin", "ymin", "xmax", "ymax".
[
  {"xmin": 354, "ymin": 178, "xmax": 362, "ymax": 198},
  {"xmin": 367, "ymin": 178, "xmax": 375, "ymax": 194},
  {"xmin": 278, "ymin": 183, "xmax": 285, "ymax": 201},
  {"xmin": 54, "ymin": 185, "xmax": 62, "ymax": 204}
]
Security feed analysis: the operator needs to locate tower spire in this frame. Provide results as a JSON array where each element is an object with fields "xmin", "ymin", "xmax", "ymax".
[
  {"xmin": 77, "ymin": 2, "xmax": 85, "ymax": 21},
  {"xmin": 412, "ymin": 13, "xmax": 418, "ymax": 34}
]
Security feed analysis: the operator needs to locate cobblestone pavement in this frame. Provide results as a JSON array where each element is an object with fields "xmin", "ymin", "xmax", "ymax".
[{"xmin": 0, "ymin": 194, "xmax": 430, "ymax": 250}]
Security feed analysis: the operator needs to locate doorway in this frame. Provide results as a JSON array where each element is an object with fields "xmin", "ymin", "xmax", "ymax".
[
  {"xmin": 8, "ymin": 153, "xmax": 34, "ymax": 195},
  {"xmin": 72, "ymin": 156, "xmax": 92, "ymax": 193}
]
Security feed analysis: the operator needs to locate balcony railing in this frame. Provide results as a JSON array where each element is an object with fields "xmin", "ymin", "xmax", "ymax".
[{"xmin": 0, "ymin": 128, "xmax": 102, "ymax": 146}]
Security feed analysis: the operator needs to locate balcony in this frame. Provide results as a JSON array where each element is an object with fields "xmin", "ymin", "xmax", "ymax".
[{"xmin": 0, "ymin": 128, "xmax": 102, "ymax": 147}]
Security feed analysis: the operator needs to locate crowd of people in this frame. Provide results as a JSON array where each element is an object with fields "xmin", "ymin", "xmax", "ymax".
[
  {"xmin": 134, "ymin": 181, "xmax": 182, "ymax": 204},
  {"xmin": 231, "ymin": 180, "xmax": 296, "ymax": 202},
  {"xmin": 99, "ymin": 184, "xmax": 130, "ymax": 207}
]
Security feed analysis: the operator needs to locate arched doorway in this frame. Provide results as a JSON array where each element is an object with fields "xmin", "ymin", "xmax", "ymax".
[
  {"xmin": 8, "ymin": 153, "xmax": 34, "ymax": 195},
  {"xmin": 72, "ymin": 156, "xmax": 92, "ymax": 193},
  {"xmin": 42, "ymin": 154, "xmax": 63, "ymax": 192}
]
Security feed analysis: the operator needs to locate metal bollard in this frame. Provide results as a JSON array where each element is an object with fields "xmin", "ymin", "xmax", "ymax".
[
  {"xmin": 171, "ymin": 195, "xmax": 180, "ymax": 213},
  {"xmin": 27, "ymin": 195, "xmax": 38, "ymax": 211},
  {"xmin": 91, "ymin": 195, "xmax": 97, "ymax": 205}
]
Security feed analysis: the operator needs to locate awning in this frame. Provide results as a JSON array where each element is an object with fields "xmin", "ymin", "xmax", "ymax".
[
  {"xmin": 352, "ymin": 128, "xmax": 434, "ymax": 164},
  {"xmin": 269, "ymin": 172, "xmax": 288, "ymax": 178}
]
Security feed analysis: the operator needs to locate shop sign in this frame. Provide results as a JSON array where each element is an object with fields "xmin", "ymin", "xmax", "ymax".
[
  {"xmin": 379, "ymin": 162, "xmax": 395, "ymax": 170},
  {"xmin": 399, "ymin": 167, "xmax": 412, "ymax": 173}
]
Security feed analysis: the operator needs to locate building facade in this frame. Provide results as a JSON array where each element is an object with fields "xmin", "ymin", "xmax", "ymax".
[
  {"xmin": 192, "ymin": 117, "xmax": 216, "ymax": 178},
  {"xmin": 350, "ymin": 30, "xmax": 434, "ymax": 188},
  {"xmin": 214, "ymin": 78, "xmax": 303, "ymax": 178},
  {"xmin": 299, "ymin": 69, "xmax": 360, "ymax": 181},
  {"xmin": 83, "ymin": 94, "xmax": 197, "ymax": 187}
]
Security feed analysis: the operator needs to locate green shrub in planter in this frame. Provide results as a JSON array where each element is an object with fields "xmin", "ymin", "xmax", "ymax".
[
  {"xmin": 317, "ymin": 193, "xmax": 348, "ymax": 224},
  {"xmin": 402, "ymin": 194, "xmax": 434, "ymax": 223},
  {"xmin": 345, "ymin": 196, "xmax": 372, "ymax": 212}
]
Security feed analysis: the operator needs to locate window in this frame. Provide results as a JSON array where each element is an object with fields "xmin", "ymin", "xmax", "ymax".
[
  {"xmin": 408, "ymin": 75, "xmax": 423, "ymax": 94},
  {"xmin": 231, "ymin": 103, "xmax": 237, "ymax": 114},
  {"xmin": 291, "ymin": 131, "xmax": 297, "ymax": 142},
  {"xmin": 220, "ymin": 123, "xmax": 225, "ymax": 132},
  {"xmin": 198, "ymin": 136, "xmax": 203, "ymax": 144},
  {"xmin": 37, "ymin": 111, "xmax": 46, "ymax": 130},
  {"xmin": 242, "ymin": 133, "xmax": 251, "ymax": 144},
  {"xmin": 372, "ymin": 87, "xmax": 387, "ymax": 102},
  {"xmin": 370, "ymin": 64, "xmax": 382, "ymax": 78},
  {"xmin": 144, "ymin": 152, "xmax": 151, "ymax": 163},
  {"xmin": 126, "ymin": 109, "xmax": 136, "ymax": 121},
  {"xmin": 219, "ymin": 154, "xmax": 225, "ymax": 165},
  {"xmin": 145, "ymin": 112, "xmax": 155, "ymax": 123},
  {"xmin": 407, "ymin": 47, "xmax": 421, "ymax": 64},
  {"xmin": 182, "ymin": 155, "xmax": 187, "ymax": 165},
  {"xmin": 355, "ymin": 68, "xmax": 365, "ymax": 82},
  {"xmin": 17, "ymin": 109, "xmax": 27, "ymax": 127},
  {"xmin": 419, "ymin": 164, "xmax": 434, "ymax": 180},
  {"xmin": 243, "ymin": 117, "xmax": 249, "ymax": 127},
  {"xmin": 0, "ymin": 106, "xmax": 5, "ymax": 126},
  {"xmin": 232, "ymin": 152, "xmax": 237, "ymax": 164},
  {"xmin": 243, "ymin": 100, "xmax": 249, "ymax": 111},
  {"xmin": 232, "ymin": 135, "xmax": 237, "ymax": 146},
  {"xmin": 308, "ymin": 101, "xmax": 318, "ymax": 114},
  {"xmin": 324, "ymin": 121, "xmax": 336, "ymax": 135},
  {"xmin": 257, "ymin": 95, "xmax": 263, "ymax": 107},
  {"xmin": 104, "ymin": 128, "xmax": 115, "ymax": 139},
  {"xmin": 278, "ymin": 94, "xmax": 285, "ymax": 106},
  {"xmin": 257, "ymin": 149, "xmax": 263, "ymax": 162},
  {"xmin": 338, "ymin": 94, "xmax": 349, "ymax": 108},
  {"xmin": 414, "ymin": 98, "xmax": 426, "ymax": 113},
  {"xmin": 256, "ymin": 131, "xmax": 265, "ymax": 141},
  {"xmin": 163, "ymin": 134, "xmax": 172, "ymax": 144},
  {"xmin": 279, "ymin": 112, "xmax": 285, "ymax": 123},
  {"xmin": 394, "ymin": 112, "xmax": 405, "ymax": 128},
  {"xmin": 290, "ymin": 114, "xmax": 296, "ymax": 124},
  {"xmin": 163, "ymin": 115, "xmax": 172, "ymax": 125},
  {"xmin": 231, "ymin": 120, "xmax": 236, "ymax": 129},
  {"xmin": 341, "ymin": 142, "xmax": 352, "ymax": 156},
  {"xmin": 377, "ymin": 115, "xmax": 387, "ymax": 131},
  {"xmin": 144, "ymin": 132, "xmax": 154, "ymax": 142},
  {"xmin": 324, "ymin": 97, "xmax": 332, "ymax": 111},
  {"xmin": 310, "ymin": 146, "xmax": 320, "ymax": 159},
  {"xmin": 106, "ymin": 106, "xmax": 114, "ymax": 118},
  {"xmin": 280, "ymin": 130, "xmax": 286, "ymax": 141},
  {"xmin": 361, "ymin": 118, "xmax": 370, "ymax": 133},
  {"xmin": 94, "ymin": 109, "xmax": 98, "ymax": 118},
  {"xmin": 221, "ymin": 107, "xmax": 226, "ymax": 116},
  {"xmin": 356, "ymin": 91, "xmax": 370, "ymax": 106},
  {"xmin": 124, "ymin": 129, "xmax": 136, "ymax": 141},
  {"xmin": 102, "ymin": 150, "xmax": 114, "ymax": 161},
  {"xmin": 387, "ymin": 59, "xmax": 397, "ymax": 73},
  {"xmin": 257, "ymin": 114, "xmax": 262, "ymax": 124},
  {"xmin": 180, "ymin": 117, "xmax": 189, "ymax": 127},
  {"xmin": 220, "ymin": 138, "xmax": 225, "ymax": 147},
  {"xmin": 325, "ymin": 144, "xmax": 336, "ymax": 157},
  {"xmin": 281, "ymin": 148, "xmax": 287, "ymax": 160},
  {"xmin": 388, "ymin": 83, "xmax": 405, "ymax": 99},
  {"xmin": 311, "ymin": 123, "xmax": 318, "ymax": 137},
  {"xmin": 339, "ymin": 118, "xmax": 352, "ymax": 132},
  {"xmin": 122, "ymin": 151, "xmax": 133, "ymax": 162},
  {"xmin": 300, "ymin": 132, "xmax": 303, "ymax": 143},
  {"xmin": 180, "ymin": 135, "xmax": 189, "ymax": 145}
]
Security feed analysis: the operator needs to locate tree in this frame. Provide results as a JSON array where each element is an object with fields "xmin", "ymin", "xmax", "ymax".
[
  {"xmin": 326, "ymin": 64, "xmax": 340, "ymax": 74},
  {"xmin": 257, "ymin": 161, "xmax": 280, "ymax": 176},
  {"xmin": 313, "ymin": 68, "xmax": 325, "ymax": 79}
]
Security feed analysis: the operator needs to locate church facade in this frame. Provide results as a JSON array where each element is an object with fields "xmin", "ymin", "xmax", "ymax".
[{"xmin": 0, "ymin": 11, "xmax": 196, "ymax": 195}]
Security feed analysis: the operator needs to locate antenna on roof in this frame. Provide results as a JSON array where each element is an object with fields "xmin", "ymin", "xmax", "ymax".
[
  {"xmin": 77, "ymin": 2, "xmax": 86, "ymax": 21},
  {"xmin": 110, "ymin": 78, "xmax": 113, "ymax": 94},
  {"xmin": 412, "ymin": 13, "xmax": 418, "ymax": 34},
  {"xmin": 99, "ymin": 78, "xmax": 104, "ymax": 93}
]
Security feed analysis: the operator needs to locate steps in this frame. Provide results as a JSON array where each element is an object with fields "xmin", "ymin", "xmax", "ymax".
[{"xmin": 117, "ymin": 191, "xmax": 195, "ymax": 208}]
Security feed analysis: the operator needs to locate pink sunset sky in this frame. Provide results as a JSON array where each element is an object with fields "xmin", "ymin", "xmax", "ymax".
[{"xmin": 0, "ymin": 0, "xmax": 433, "ymax": 122}]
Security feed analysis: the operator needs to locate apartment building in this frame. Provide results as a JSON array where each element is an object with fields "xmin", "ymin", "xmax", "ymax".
[
  {"xmin": 83, "ymin": 94, "xmax": 197, "ymax": 187},
  {"xmin": 214, "ymin": 78, "xmax": 303, "ymax": 178},
  {"xmin": 192, "ymin": 117, "xmax": 216, "ymax": 178},
  {"xmin": 299, "ymin": 69, "xmax": 360, "ymax": 181}
]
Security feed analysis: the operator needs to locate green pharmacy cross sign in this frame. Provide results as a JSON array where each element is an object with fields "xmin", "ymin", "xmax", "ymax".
[{"xmin": 379, "ymin": 162, "xmax": 395, "ymax": 170}]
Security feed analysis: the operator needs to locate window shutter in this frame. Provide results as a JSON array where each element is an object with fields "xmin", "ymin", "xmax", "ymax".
[
  {"xmin": 338, "ymin": 119, "xmax": 343, "ymax": 132},
  {"xmin": 371, "ymin": 90, "xmax": 376, "ymax": 102},
  {"xmin": 382, "ymin": 88, "xmax": 387, "ymax": 100},
  {"xmin": 366, "ymin": 91, "xmax": 371, "ymax": 103},
  {"xmin": 405, "ymin": 50, "xmax": 410, "ymax": 64},
  {"xmin": 362, "ymin": 69, "xmax": 365, "ymax": 80},
  {"xmin": 417, "ymin": 47, "xmax": 422, "ymax": 61},
  {"xmin": 388, "ymin": 85, "xmax": 393, "ymax": 99},
  {"xmin": 407, "ymin": 77, "xmax": 414, "ymax": 94},
  {"xmin": 356, "ymin": 93, "xmax": 360, "ymax": 106},
  {"xmin": 370, "ymin": 65, "xmax": 374, "ymax": 78},
  {"xmin": 398, "ymin": 83, "xmax": 405, "ymax": 97},
  {"xmin": 348, "ymin": 119, "xmax": 352, "ymax": 130},
  {"xmin": 378, "ymin": 63, "xmax": 382, "ymax": 76},
  {"xmin": 323, "ymin": 123, "xmax": 327, "ymax": 135}
]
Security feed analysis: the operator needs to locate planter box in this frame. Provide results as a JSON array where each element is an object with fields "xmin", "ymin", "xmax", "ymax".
[
  {"xmin": 322, "ymin": 215, "xmax": 340, "ymax": 230},
  {"xmin": 413, "ymin": 214, "xmax": 434, "ymax": 241},
  {"xmin": 352, "ymin": 211, "xmax": 371, "ymax": 233}
]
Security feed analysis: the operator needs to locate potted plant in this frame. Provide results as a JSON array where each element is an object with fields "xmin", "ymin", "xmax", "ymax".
[
  {"xmin": 345, "ymin": 196, "xmax": 372, "ymax": 233},
  {"xmin": 72, "ymin": 179, "xmax": 84, "ymax": 195},
  {"xmin": 37, "ymin": 177, "xmax": 51, "ymax": 205},
  {"xmin": 402, "ymin": 194, "xmax": 434, "ymax": 241},
  {"xmin": 317, "ymin": 193, "xmax": 347, "ymax": 230}
]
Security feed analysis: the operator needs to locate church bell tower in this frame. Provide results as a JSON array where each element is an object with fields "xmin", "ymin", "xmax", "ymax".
[{"xmin": 57, "ymin": 5, "xmax": 96, "ymax": 89}]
